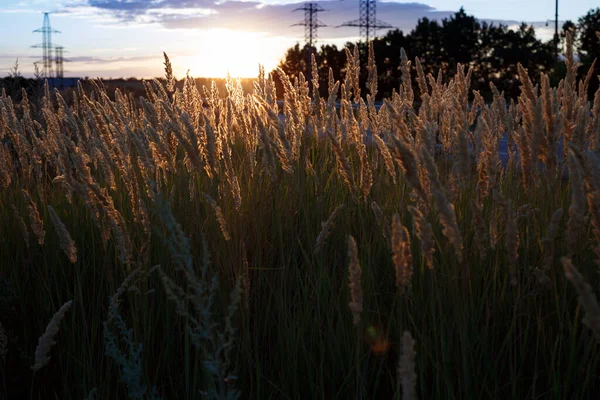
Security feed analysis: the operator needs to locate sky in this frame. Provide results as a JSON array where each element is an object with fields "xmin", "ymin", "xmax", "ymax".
[{"xmin": 0, "ymin": 0, "xmax": 597, "ymax": 78}]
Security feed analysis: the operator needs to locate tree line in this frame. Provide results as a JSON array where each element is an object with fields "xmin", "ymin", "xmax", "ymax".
[{"xmin": 278, "ymin": 7, "xmax": 600, "ymax": 101}]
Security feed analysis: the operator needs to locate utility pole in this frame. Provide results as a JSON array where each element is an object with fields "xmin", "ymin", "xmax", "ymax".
[
  {"xmin": 55, "ymin": 46, "xmax": 65, "ymax": 78},
  {"xmin": 340, "ymin": 0, "xmax": 392, "ymax": 43},
  {"xmin": 292, "ymin": 3, "xmax": 327, "ymax": 48},
  {"xmin": 554, "ymin": 0, "xmax": 559, "ymax": 59},
  {"xmin": 292, "ymin": 2, "xmax": 327, "ymax": 88},
  {"xmin": 32, "ymin": 12, "xmax": 60, "ymax": 78}
]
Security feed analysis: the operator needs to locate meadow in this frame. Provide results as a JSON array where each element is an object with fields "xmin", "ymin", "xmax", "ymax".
[{"xmin": 1, "ymin": 33, "xmax": 600, "ymax": 399}]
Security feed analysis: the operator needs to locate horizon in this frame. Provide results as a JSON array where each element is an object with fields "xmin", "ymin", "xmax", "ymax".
[{"xmin": 0, "ymin": 0, "xmax": 597, "ymax": 79}]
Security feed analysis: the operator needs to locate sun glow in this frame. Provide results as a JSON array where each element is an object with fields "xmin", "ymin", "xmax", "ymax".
[{"xmin": 178, "ymin": 29, "xmax": 290, "ymax": 79}]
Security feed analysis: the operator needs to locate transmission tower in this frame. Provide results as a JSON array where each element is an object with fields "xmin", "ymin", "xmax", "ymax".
[
  {"xmin": 292, "ymin": 3, "xmax": 327, "ymax": 48},
  {"xmin": 55, "ymin": 46, "xmax": 65, "ymax": 78},
  {"xmin": 340, "ymin": 0, "xmax": 392, "ymax": 43},
  {"xmin": 32, "ymin": 12, "xmax": 60, "ymax": 78}
]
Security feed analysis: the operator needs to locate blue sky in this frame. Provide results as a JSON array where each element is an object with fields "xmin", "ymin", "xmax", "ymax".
[{"xmin": 0, "ymin": 0, "xmax": 597, "ymax": 78}]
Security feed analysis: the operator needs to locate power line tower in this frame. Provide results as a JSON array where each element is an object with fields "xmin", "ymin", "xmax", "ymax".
[
  {"xmin": 292, "ymin": 3, "xmax": 327, "ymax": 48},
  {"xmin": 340, "ymin": 0, "xmax": 392, "ymax": 43},
  {"xmin": 55, "ymin": 46, "xmax": 65, "ymax": 78},
  {"xmin": 553, "ymin": 0, "xmax": 559, "ymax": 59},
  {"xmin": 32, "ymin": 12, "xmax": 60, "ymax": 78}
]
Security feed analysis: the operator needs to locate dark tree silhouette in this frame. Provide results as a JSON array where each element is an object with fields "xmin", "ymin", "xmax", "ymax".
[
  {"xmin": 577, "ymin": 8, "xmax": 600, "ymax": 98},
  {"xmin": 278, "ymin": 8, "xmax": 561, "ymax": 101}
]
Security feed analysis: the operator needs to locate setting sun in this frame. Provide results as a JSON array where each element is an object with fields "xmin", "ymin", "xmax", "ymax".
[{"xmin": 177, "ymin": 29, "xmax": 290, "ymax": 78}]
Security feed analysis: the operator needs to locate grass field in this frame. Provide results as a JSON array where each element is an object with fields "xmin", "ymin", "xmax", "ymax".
[{"xmin": 1, "ymin": 35, "xmax": 600, "ymax": 399}]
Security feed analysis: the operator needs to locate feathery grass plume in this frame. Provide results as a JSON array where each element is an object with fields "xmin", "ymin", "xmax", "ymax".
[
  {"xmin": 22, "ymin": 189, "xmax": 45, "ymax": 245},
  {"xmin": 562, "ymin": 31, "xmax": 579, "ymax": 157},
  {"xmin": 591, "ymin": 85, "xmax": 600, "ymax": 152},
  {"xmin": 540, "ymin": 74, "xmax": 559, "ymax": 172},
  {"xmin": 314, "ymin": 205, "xmax": 344, "ymax": 255},
  {"xmin": 414, "ymin": 57, "xmax": 428, "ymax": 101},
  {"xmin": 202, "ymin": 192, "xmax": 231, "ymax": 241},
  {"xmin": 47, "ymin": 205, "xmax": 77, "ymax": 264},
  {"xmin": 347, "ymin": 235, "xmax": 363, "ymax": 326},
  {"xmin": 88, "ymin": 184, "xmax": 133, "ymax": 265},
  {"xmin": 392, "ymin": 213, "xmax": 413, "ymax": 293},
  {"xmin": 32, "ymin": 300, "xmax": 73, "ymax": 372},
  {"xmin": 408, "ymin": 205, "xmax": 435, "ymax": 269},
  {"xmin": 389, "ymin": 133, "xmax": 428, "ymax": 207},
  {"xmin": 566, "ymin": 149, "xmax": 586, "ymax": 255},
  {"xmin": 221, "ymin": 139, "xmax": 243, "ymax": 211},
  {"xmin": 310, "ymin": 53, "xmax": 320, "ymax": 102},
  {"xmin": 11, "ymin": 204, "xmax": 30, "ymax": 248},
  {"xmin": 0, "ymin": 144, "xmax": 12, "ymax": 190},
  {"xmin": 367, "ymin": 41, "xmax": 377, "ymax": 97},
  {"xmin": 535, "ymin": 208, "xmax": 563, "ymax": 284},
  {"xmin": 398, "ymin": 331, "xmax": 417, "ymax": 400},
  {"xmin": 172, "ymin": 112, "xmax": 203, "ymax": 172},
  {"xmin": 327, "ymin": 130, "xmax": 354, "ymax": 191},
  {"xmin": 505, "ymin": 199, "xmax": 519, "ymax": 286},
  {"xmin": 344, "ymin": 46, "xmax": 361, "ymax": 102},
  {"xmin": 155, "ymin": 193, "xmax": 242, "ymax": 399},
  {"xmin": 399, "ymin": 48, "xmax": 414, "ymax": 106},
  {"xmin": 254, "ymin": 110, "xmax": 277, "ymax": 181},
  {"xmin": 0, "ymin": 322, "xmax": 7, "ymax": 360},
  {"xmin": 562, "ymin": 257, "xmax": 600, "ymax": 342},
  {"xmin": 475, "ymin": 145, "xmax": 489, "ymax": 205},
  {"xmin": 203, "ymin": 114, "xmax": 218, "ymax": 178},
  {"xmin": 357, "ymin": 140, "xmax": 373, "ymax": 200},
  {"xmin": 419, "ymin": 146, "xmax": 463, "ymax": 262},
  {"xmin": 107, "ymin": 267, "xmax": 146, "ymax": 325},
  {"xmin": 162, "ymin": 52, "xmax": 174, "ymax": 92},
  {"xmin": 450, "ymin": 99, "xmax": 471, "ymax": 187},
  {"xmin": 373, "ymin": 134, "xmax": 397, "ymax": 184},
  {"xmin": 371, "ymin": 201, "xmax": 392, "ymax": 248},
  {"xmin": 103, "ymin": 267, "xmax": 161, "ymax": 400}
]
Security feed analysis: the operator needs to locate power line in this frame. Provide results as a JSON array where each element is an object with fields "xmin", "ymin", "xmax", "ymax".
[{"xmin": 339, "ymin": 0, "xmax": 393, "ymax": 43}]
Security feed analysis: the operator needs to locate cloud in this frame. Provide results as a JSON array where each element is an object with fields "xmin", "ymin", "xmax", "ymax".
[
  {"xmin": 67, "ymin": 55, "xmax": 158, "ymax": 63},
  {"xmin": 62, "ymin": 0, "xmax": 458, "ymax": 39},
  {"xmin": 57, "ymin": 0, "xmax": 562, "ymax": 43}
]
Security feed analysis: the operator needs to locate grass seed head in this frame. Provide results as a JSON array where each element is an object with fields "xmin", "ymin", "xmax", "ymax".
[
  {"xmin": 32, "ymin": 300, "xmax": 73, "ymax": 372},
  {"xmin": 347, "ymin": 235, "xmax": 363, "ymax": 326}
]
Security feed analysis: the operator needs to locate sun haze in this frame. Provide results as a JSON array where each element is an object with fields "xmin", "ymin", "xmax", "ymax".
[{"xmin": 180, "ymin": 29, "xmax": 286, "ymax": 78}]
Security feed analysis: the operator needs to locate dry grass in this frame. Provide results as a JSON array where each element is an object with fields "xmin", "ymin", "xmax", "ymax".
[{"xmin": 0, "ymin": 35, "xmax": 600, "ymax": 398}]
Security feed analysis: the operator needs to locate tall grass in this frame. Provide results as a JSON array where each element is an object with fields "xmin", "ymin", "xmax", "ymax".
[{"xmin": 1, "ymin": 32, "xmax": 600, "ymax": 398}]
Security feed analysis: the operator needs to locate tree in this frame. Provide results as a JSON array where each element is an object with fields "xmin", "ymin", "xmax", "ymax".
[
  {"xmin": 481, "ymin": 23, "xmax": 555, "ymax": 98},
  {"xmin": 278, "ymin": 43, "xmax": 310, "ymax": 82},
  {"xmin": 277, "ymin": 8, "xmax": 559, "ymax": 101},
  {"xmin": 577, "ymin": 8, "xmax": 600, "ymax": 63},
  {"xmin": 577, "ymin": 8, "xmax": 600, "ymax": 98},
  {"xmin": 408, "ymin": 18, "xmax": 443, "ymax": 75},
  {"xmin": 441, "ymin": 8, "xmax": 481, "ymax": 70}
]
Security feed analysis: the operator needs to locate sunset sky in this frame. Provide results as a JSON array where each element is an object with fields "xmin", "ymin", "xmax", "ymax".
[{"xmin": 0, "ymin": 0, "xmax": 596, "ymax": 78}]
